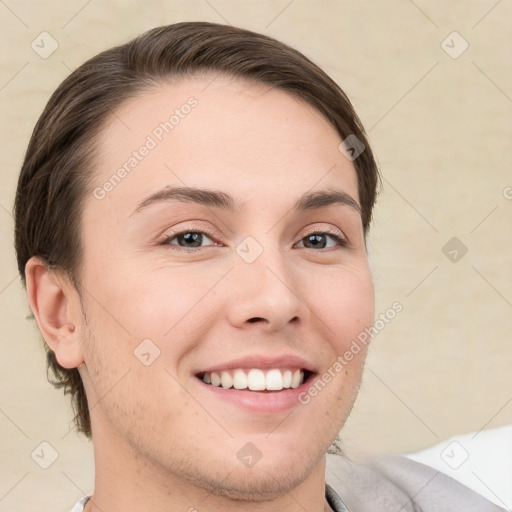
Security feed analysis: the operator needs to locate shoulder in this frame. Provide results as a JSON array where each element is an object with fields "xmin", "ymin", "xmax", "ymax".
[{"xmin": 326, "ymin": 452, "xmax": 509, "ymax": 511}]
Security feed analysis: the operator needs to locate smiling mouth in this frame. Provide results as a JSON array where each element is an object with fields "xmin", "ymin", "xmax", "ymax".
[{"xmin": 195, "ymin": 368, "xmax": 315, "ymax": 392}]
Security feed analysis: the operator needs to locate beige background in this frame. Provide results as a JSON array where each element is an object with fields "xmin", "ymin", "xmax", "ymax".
[{"xmin": 1, "ymin": 1, "xmax": 511, "ymax": 510}]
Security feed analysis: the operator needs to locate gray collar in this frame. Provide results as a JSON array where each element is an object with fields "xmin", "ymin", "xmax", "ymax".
[{"xmin": 325, "ymin": 483, "xmax": 350, "ymax": 511}]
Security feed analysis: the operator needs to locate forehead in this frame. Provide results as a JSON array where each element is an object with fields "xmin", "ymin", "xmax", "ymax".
[{"xmin": 88, "ymin": 75, "xmax": 359, "ymax": 220}]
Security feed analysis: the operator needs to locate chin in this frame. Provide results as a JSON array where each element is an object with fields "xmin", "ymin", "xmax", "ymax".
[
  {"xmin": 193, "ymin": 460, "xmax": 315, "ymax": 502},
  {"xmin": 173, "ymin": 438, "xmax": 327, "ymax": 502}
]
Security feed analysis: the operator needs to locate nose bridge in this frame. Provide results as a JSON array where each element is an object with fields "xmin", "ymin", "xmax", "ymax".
[{"xmin": 227, "ymin": 235, "xmax": 305, "ymax": 329}]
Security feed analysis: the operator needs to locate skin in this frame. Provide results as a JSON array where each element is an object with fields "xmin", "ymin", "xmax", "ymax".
[{"xmin": 25, "ymin": 74, "xmax": 375, "ymax": 512}]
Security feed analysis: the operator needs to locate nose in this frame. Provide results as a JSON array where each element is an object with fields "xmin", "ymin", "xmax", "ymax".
[{"xmin": 225, "ymin": 246, "xmax": 309, "ymax": 332}]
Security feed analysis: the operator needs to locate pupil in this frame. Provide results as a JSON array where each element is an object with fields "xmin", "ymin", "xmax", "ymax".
[
  {"xmin": 305, "ymin": 234, "xmax": 325, "ymax": 249},
  {"xmin": 181, "ymin": 232, "xmax": 202, "ymax": 247}
]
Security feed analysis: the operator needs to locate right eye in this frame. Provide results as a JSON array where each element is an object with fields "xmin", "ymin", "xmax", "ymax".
[{"xmin": 160, "ymin": 229, "xmax": 221, "ymax": 252}]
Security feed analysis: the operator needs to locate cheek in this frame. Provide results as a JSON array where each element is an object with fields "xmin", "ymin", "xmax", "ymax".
[
  {"xmin": 79, "ymin": 261, "xmax": 226, "ymax": 402},
  {"xmin": 86, "ymin": 256, "xmax": 222, "ymax": 338},
  {"xmin": 309, "ymin": 265, "xmax": 375, "ymax": 350}
]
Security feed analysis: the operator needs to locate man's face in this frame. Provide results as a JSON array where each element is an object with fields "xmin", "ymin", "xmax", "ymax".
[{"xmin": 77, "ymin": 75, "xmax": 374, "ymax": 498}]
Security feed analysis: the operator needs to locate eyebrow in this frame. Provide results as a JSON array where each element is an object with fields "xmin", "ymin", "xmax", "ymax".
[{"xmin": 130, "ymin": 186, "xmax": 361, "ymax": 217}]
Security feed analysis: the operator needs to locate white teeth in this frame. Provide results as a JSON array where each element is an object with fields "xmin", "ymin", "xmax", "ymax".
[
  {"xmin": 233, "ymin": 369, "xmax": 248, "ymax": 389},
  {"xmin": 210, "ymin": 372, "xmax": 221, "ymax": 387},
  {"xmin": 247, "ymin": 369, "xmax": 266, "ymax": 390},
  {"xmin": 201, "ymin": 368, "xmax": 306, "ymax": 391},
  {"xmin": 291, "ymin": 369, "xmax": 303, "ymax": 389},
  {"xmin": 221, "ymin": 371, "xmax": 233, "ymax": 389},
  {"xmin": 265, "ymin": 369, "xmax": 284, "ymax": 390},
  {"xmin": 283, "ymin": 370, "xmax": 292, "ymax": 388}
]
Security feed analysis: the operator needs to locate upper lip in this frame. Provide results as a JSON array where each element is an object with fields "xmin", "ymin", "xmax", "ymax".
[{"xmin": 195, "ymin": 354, "xmax": 318, "ymax": 375}]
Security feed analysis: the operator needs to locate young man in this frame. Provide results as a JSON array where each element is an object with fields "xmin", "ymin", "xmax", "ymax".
[{"xmin": 14, "ymin": 22, "xmax": 506, "ymax": 512}]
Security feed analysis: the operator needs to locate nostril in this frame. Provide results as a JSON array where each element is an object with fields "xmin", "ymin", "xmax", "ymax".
[{"xmin": 247, "ymin": 317, "xmax": 265, "ymax": 323}]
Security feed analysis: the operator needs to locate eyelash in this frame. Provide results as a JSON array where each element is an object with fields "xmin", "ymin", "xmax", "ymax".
[{"xmin": 159, "ymin": 226, "xmax": 348, "ymax": 253}]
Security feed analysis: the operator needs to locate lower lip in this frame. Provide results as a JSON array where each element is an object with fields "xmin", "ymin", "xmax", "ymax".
[{"xmin": 195, "ymin": 375, "xmax": 314, "ymax": 414}]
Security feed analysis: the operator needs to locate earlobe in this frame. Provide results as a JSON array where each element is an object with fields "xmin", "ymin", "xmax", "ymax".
[{"xmin": 25, "ymin": 256, "xmax": 84, "ymax": 369}]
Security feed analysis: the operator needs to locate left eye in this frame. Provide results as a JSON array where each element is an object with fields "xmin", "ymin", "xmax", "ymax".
[
  {"xmin": 161, "ymin": 230, "xmax": 345, "ymax": 251},
  {"xmin": 296, "ymin": 232, "xmax": 346, "ymax": 249}
]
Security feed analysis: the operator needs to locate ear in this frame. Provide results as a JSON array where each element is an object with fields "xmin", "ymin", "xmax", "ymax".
[{"xmin": 25, "ymin": 256, "xmax": 84, "ymax": 369}]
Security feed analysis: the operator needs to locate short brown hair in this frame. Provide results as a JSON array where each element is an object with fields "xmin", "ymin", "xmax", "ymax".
[{"xmin": 14, "ymin": 21, "xmax": 380, "ymax": 439}]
